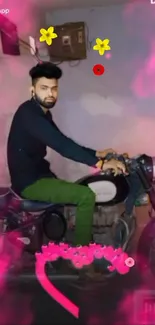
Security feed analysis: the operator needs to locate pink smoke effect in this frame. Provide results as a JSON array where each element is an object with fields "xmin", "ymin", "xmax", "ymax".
[
  {"xmin": 105, "ymin": 53, "xmax": 111, "ymax": 60},
  {"xmin": 110, "ymin": 219, "xmax": 155, "ymax": 325},
  {"xmin": 0, "ymin": 293, "xmax": 33, "ymax": 325},
  {"xmin": 0, "ymin": 231, "xmax": 33, "ymax": 325},
  {"xmin": 114, "ymin": 285, "xmax": 155, "ymax": 325},
  {"xmin": 86, "ymin": 273, "xmax": 155, "ymax": 325},
  {"xmin": 7, "ymin": 58, "xmax": 30, "ymax": 79},
  {"xmin": 0, "ymin": 0, "xmax": 37, "ymax": 39},
  {"xmin": 90, "ymin": 166, "xmax": 101, "ymax": 174},
  {"xmin": 35, "ymin": 242, "xmax": 134, "ymax": 318},
  {"xmin": 131, "ymin": 42, "xmax": 155, "ymax": 98},
  {"xmin": 0, "ymin": 231, "xmax": 23, "ymax": 289},
  {"xmin": 123, "ymin": 1, "xmax": 155, "ymax": 98},
  {"xmin": 0, "ymin": 0, "xmax": 39, "ymax": 94},
  {"xmin": 123, "ymin": 1, "xmax": 155, "ymax": 40},
  {"xmin": 3, "ymin": 0, "xmax": 37, "ymax": 35}
]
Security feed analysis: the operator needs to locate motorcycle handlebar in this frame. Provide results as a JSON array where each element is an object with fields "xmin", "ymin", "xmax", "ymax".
[
  {"xmin": 101, "ymin": 153, "xmax": 155, "ymax": 210},
  {"xmin": 102, "ymin": 153, "xmax": 148, "ymax": 178},
  {"xmin": 103, "ymin": 153, "xmax": 152, "ymax": 191},
  {"xmin": 104, "ymin": 153, "xmax": 133, "ymax": 166}
]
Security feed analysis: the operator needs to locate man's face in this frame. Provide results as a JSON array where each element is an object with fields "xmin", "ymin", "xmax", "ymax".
[{"xmin": 31, "ymin": 77, "xmax": 58, "ymax": 109}]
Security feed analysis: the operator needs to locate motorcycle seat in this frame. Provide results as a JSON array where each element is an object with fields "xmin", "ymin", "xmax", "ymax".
[{"xmin": 9, "ymin": 188, "xmax": 56, "ymax": 212}]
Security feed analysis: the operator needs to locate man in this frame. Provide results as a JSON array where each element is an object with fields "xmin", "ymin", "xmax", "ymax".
[{"xmin": 7, "ymin": 62, "xmax": 126, "ymax": 276}]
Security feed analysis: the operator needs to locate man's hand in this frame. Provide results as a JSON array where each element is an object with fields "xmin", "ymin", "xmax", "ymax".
[
  {"xmin": 102, "ymin": 159, "xmax": 126, "ymax": 176},
  {"xmin": 122, "ymin": 153, "xmax": 129, "ymax": 158},
  {"xmin": 96, "ymin": 148, "xmax": 117, "ymax": 158}
]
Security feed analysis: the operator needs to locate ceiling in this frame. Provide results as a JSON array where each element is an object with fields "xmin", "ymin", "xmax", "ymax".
[{"xmin": 36, "ymin": 0, "xmax": 136, "ymax": 10}]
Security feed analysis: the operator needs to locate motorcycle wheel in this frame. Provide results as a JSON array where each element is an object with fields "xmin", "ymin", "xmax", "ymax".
[
  {"xmin": 42, "ymin": 208, "xmax": 67, "ymax": 242},
  {"xmin": 93, "ymin": 217, "xmax": 132, "ymax": 277}
]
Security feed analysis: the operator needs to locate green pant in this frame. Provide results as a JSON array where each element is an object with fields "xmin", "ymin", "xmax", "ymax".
[{"xmin": 22, "ymin": 178, "xmax": 96, "ymax": 246}]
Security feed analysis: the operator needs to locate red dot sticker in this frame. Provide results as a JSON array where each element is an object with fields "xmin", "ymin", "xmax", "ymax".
[{"xmin": 93, "ymin": 64, "xmax": 105, "ymax": 76}]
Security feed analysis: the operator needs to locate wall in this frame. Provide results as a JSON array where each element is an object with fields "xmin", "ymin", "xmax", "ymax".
[
  {"xmin": 0, "ymin": 0, "xmax": 43, "ymax": 185},
  {"xmin": 1, "ymin": 1, "xmax": 155, "ymax": 186},
  {"xmin": 45, "ymin": 1, "xmax": 155, "ymax": 181}
]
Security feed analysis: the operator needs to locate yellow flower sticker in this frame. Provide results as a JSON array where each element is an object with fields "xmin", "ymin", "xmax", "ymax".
[
  {"xmin": 93, "ymin": 38, "xmax": 111, "ymax": 56},
  {"xmin": 39, "ymin": 26, "xmax": 58, "ymax": 46}
]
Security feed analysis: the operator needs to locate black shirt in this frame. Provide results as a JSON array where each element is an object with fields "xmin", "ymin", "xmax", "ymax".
[{"xmin": 7, "ymin": 98, "xmax": 98, "ymax": 195}]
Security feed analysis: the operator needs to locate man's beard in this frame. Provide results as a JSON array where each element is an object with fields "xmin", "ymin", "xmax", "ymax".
[{"xmin": 33, "ymin": 94, "xmax": 56, "ymax": 109}]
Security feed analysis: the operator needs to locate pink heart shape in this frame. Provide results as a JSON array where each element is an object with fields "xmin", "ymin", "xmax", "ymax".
[
  {"xmin": 35, "ymin": 243, "xmax": 134, "ymax": 318},
  {"xmin": 35, "ymin": 257, "xmax": 79, "ymax": 318}
]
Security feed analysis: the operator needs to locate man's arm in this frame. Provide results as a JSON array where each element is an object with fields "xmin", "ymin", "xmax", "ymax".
[
  {"xmin": 51, "ymin": 121, "xmax": 116, "ymax": 160},
  {"xmin": 22, "ymin": 110, "xmax": 99, "ymax": 166},
  {"xmin": 51, "ymin": 119, "xmax": 97, "ymax": 159}
]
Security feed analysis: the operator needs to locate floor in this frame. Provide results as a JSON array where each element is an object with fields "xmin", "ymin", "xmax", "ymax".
[
  {"xmin": 2, "ymin": 205, "xmax": 155, "ymax": 325},
  {"xmin": 18, "ymin": 269, "xmax": 142, "ymax": 325}
]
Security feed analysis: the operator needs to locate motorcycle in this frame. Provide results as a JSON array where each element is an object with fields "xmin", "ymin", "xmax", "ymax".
[
  {"xmin": 77, "ymin": 153, "xmax": 155, "ymax": 275},
  {"xmin": 0, "ymin": 153, "xmax": 154, "ymax": 275}
]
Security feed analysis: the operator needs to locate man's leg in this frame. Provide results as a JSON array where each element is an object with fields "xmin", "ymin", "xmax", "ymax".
[{"xmin": 22, "ymin": 178, "xmax": 96, "ymax": 246}]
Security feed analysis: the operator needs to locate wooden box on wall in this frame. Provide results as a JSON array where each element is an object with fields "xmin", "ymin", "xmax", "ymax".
[{"xmin": 47, "ymin": 22, "xmax": 87, "ymax": 62}]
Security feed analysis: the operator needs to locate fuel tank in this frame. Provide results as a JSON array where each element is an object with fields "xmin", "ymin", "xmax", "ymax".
[{"xmin": 77, "ymin": 172, "xmax": 129, "ymax": 206}]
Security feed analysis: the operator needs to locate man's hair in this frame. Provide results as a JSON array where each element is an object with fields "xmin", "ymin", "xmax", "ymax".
[{"xmin": 29, "ymin": 61, "xmax": 62, "ymax": 85}]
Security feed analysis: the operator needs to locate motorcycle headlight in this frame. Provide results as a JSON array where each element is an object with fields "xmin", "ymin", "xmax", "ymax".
[{"xmin": 136, "ymin": 154, "xmax": 155, "ymax": 182}]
